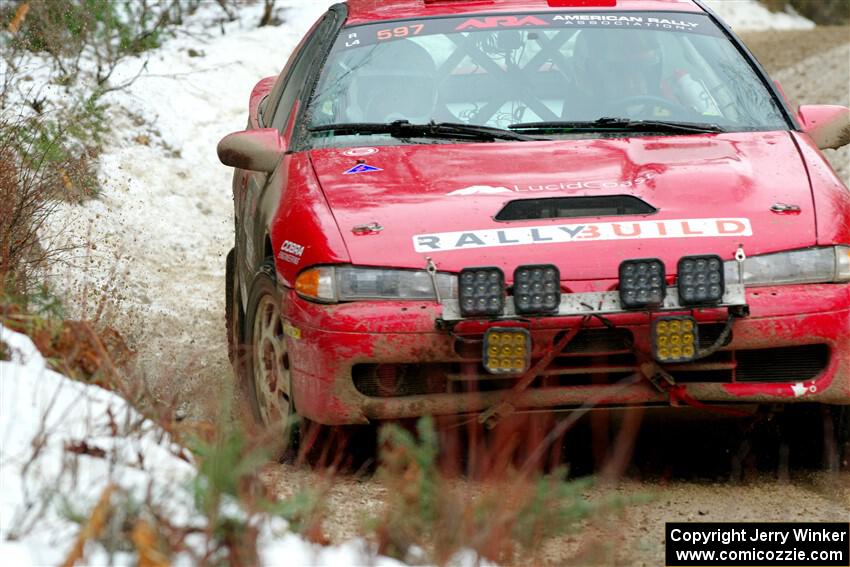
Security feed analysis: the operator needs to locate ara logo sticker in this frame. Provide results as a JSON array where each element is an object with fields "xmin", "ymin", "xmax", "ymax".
[
  {"xmin": 456, "ymin": 16, "xmax": 548, "ymax": 30},
  {"xmin": 343, "ymin": 147, "xmax": 379, "ymax": 157},
  {"xmin": 343, "ymin": 164, "xmax": 383, "ymax": 175},
  {"xmin": 413, "ymin": 218, "xmax": 752, "ymax": 252}
]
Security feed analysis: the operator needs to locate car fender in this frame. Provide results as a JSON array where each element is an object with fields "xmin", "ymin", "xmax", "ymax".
[
  {"xmin": 266, "ymin": 152, "xmax": 350, "ymax": 289},
  {"xmin": 791, "ymin": 132, "xmax": 850, "ymax": 246}
]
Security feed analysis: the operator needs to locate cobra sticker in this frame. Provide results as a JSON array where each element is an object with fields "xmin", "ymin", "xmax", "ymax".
[
  {"xmin": 279, "ymin": 240, "xmax": 305, "ymax": 265},
  {"xmin": 413, "ymin": 218, "xmax": 752, "ymax": 253}
]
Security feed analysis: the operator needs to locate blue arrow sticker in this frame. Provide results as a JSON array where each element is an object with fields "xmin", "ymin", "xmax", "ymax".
[{"xmin": 343, "ymin": 164, "xmax": 383, "ymax": 175}]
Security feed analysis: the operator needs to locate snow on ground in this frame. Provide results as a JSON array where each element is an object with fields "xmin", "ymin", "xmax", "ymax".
[
  {"xmin": 703, "ymin": 0, "xmax": 815, "ymax": 31},
  {"xmin": 43, "ymin": 1, "xmax": 337, "ymax": 417},
  {"xmin": 0, "ymin": 324, "xmax": 194, "ymax": 565},
  {"xmin": 0, "ymin": 324, "xmax": 408, "ymax": 566}
]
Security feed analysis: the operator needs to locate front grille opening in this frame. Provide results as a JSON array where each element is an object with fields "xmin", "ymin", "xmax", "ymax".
[
  {"xmin": 669, "ymin": 351, "xmax": 734, "ymax": 383},
  {"xmin": 697, "ymin": 323, "xmax": 733, "ymax": 349},
  {"xmin": 534, "ymin": 371, "xmax": 636, "ymax": 388},
  {"xmin": 548, "ymin": 353, "xmax": 637, "ymax": 373},
  {"xmin": 450, "ymin": 377, "xmax": 514, "ymax": 393},
  {"xmin": 561, "ymin": 328, "xmax": 634, "ymax": 354},
  {"xmin": 735, "ymin": 344, "xmax": 829, "ymax": 382},
  {"xmin": 495, "ymin": 195, "xmax": 656, "ymax": 222},
  {"xmin": 353, "ymin": 363, "xmax": 450, "ymax": 397},
  {"xmin": 357, "ymin": 342, "xmax": 829, "ymax": 399},
  {"xmin": 454, "ymin": 336, "xmax": 485, "ymax": 359}
]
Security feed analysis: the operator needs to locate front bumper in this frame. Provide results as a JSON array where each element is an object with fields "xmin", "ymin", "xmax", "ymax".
[{"xmin": 281, "ymin": 283, "xmax": 850, "ymax": 425}]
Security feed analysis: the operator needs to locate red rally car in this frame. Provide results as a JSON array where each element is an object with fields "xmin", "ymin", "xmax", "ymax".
[{"xmin": 219, "ymin": 0, "xmax": 850, "ymax": 451}]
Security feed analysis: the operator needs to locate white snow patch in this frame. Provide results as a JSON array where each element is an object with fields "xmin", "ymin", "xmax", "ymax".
[
  {"xmin": 261, "ymin": 533, "xmax": 404, "ymax": 567},
  {"xmin": 0, "ymin": 325, "xmax": 417, "ymax": 566},
  {"xmin": 0, "ymin": 324, "xmax": 195, "ymax": 566},
  {"xmin": 703, "ymin": 0, "xmax": 815, "ymax": 31}
]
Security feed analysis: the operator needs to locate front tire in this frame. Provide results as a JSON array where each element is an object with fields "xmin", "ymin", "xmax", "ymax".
[{"xmin": 243, "ymin": 258, "xmax": 296, "ymax": 461}]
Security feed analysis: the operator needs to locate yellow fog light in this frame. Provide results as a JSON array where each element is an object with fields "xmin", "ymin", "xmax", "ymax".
[
  {"xmin": 484, "ymin": 328, "xmax": 531, "ymax": 374},
  {"xmin": 652, "ymin": 316, "xmax": 699, "ymax": 363}
]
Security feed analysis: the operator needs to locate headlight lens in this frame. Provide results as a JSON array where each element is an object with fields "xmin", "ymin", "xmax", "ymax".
[
  {"xmin": 295, "ymin": 266, "xmax": 457, "ymax": 302},
  {"xmin": 723, "ymin": 246, "xmax": 850, "ymax": 286}
]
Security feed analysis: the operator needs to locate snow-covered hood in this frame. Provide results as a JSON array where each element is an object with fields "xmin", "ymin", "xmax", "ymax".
[{"xmin": 310, "ymin": 131, "xmax": 815, "ymax": 282}]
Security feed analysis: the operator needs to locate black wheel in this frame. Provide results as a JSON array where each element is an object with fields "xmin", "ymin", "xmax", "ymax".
[
  {"xmin": 225, "ymin": 248, "xmax": 243, "ymax": 365},
  {"xmin": 243, "ymin": 258, "xmax": 296, "ymax": 461}
]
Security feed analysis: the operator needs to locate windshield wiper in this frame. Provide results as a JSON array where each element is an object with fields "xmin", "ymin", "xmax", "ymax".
[
  {"xmin": 309, "ymin": 120, "xmax": 542, "ymax": 142},
  {"xmin": 508, "ymin": 117, "xmax": 726, "ymax": 134}
]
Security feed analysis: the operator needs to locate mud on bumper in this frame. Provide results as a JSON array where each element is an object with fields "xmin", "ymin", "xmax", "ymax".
[{"xmin": 281, "ymin": 284, "xmax": 850, "ymax": 425}]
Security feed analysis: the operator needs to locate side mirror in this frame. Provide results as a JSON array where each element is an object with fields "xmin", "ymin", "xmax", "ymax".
[
  {"xmin": 797, "ymin": 105, "xmax": 850, "ymax": 150},
  {"xmin": 217, "ymin": 128, "xmax": 285, "ymax": 173}
]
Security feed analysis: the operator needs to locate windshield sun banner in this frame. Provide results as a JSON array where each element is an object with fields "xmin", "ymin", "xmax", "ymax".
[{"xmin": 335, "ymin": 11, "xmax": 723, "ymax": 52}]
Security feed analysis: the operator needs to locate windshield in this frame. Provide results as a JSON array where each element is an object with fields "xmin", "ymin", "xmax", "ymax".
[{"xmin": 306, "ymin": 11, "xmax": 788, "ymax": 145}]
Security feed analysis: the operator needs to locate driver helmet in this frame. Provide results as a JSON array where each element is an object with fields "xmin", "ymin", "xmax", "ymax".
[
  {"xmin": 347, "ymin": 39, "xmax": 439, "ymax": 124},
  {"xmin": 573, "ymin": 29, "xmax": 664, "ymax": 102}
]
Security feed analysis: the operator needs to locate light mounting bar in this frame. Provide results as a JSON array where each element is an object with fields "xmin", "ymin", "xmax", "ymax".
[{"xmin": 440, "ymin": 284, "xmax": 747, "ymax": 322}]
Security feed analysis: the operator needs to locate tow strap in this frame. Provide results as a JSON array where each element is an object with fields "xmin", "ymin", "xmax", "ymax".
[{"xmin": 641, "ymin": 361, "xmax": 751, "ymax": 417}]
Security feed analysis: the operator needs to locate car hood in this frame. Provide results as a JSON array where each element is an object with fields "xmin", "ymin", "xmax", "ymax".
[{"xmin": 309, "ymin": 132, "xmax": 815, "ymax": 285}]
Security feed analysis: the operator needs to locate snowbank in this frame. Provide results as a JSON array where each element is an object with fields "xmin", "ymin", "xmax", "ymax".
[
  {"xmin": 0, "ymin": 325, "xmax": 407, "ymax": 566},
  {"xmin": 703, "ymin": 0, "xmax": 815, "ymax": 31},
  {"xmin": 0, "ymin": 324, "xmax": 195, "ymax": 565}
]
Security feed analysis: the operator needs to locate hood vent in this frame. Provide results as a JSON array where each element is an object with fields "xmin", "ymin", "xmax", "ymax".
[{"xmin": 495, "ymin": 195, "xmax": 657, "ymax": 222}]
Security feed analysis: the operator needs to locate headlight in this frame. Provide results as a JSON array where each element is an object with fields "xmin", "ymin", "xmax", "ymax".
[
  {"xmin": 723, "ymin": 246, "xmax": 850, "ymax": 286},
  {"xmin": 295, "ymin": 266, "xmax": 457, "ymax": 302}
]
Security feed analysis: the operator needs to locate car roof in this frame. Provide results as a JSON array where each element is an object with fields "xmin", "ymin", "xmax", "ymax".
[{"xmin": 345, "ymin": 0, "xmax": 705, "ymax": 26}]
